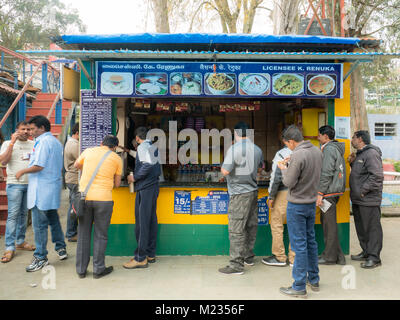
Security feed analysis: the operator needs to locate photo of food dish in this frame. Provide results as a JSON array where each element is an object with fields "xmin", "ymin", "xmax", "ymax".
[
  {"xmin": 204, "ymin": 73, "xmax": 236, "ymax": 95},
  {"xmin": 170, "ymin": 72, "xmax": 202, "ymax": 95},
  {"xmin": 239, "ymin": 73, "xmax": 270, "ymax": 96},
  {"xmin": 272, "ymin": 73, "xmax": 304, "ymax": 96},
  {"xmin": 135, "ymin": 73, "xmax": 168, "ymax": 95},
  {"xmin": 100, "ymin": 72, "xmax": 133, "ymax": 95},
  {"xmin": 307, "ymin": 74, "xmax": 336, "ymax": 96}
]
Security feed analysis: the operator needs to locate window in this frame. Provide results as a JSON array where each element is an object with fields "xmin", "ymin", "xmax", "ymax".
[{"xmin": 375, "ymin": 123, "xmax": 397, "ymax": 136}]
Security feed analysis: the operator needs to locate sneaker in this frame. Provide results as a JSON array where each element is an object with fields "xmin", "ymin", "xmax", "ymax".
[
  {"xmin": 56, "ymin": 248, "xmax": 68, "ymax": 260},
  {"xmin": 26, "ymin": 257, "xmax": 49, "ymax": 272},
  {"xmin": 262, "ymin": 256, "xmax": 287, "ymax": 267},
  {"xmin": 218, "ymin": 266, "xmax": 244, "ymax": 275},
  {"xmin": 306, "ymin": 281, "xmax": 320, "ymax": 292},
  {"xmin": 280, "ymin": 286, "xmax": 307, "ymax": 298},
  {"xmin": 68, "ymin": 235, "xmax": 78, "ymax": 242},
  {"xmin": 244, "ymin": 257, "xmax": 254, "ymax": 266},
  {"xmin": 123, "ymin": 258, "xmax": 148, "ymax": 269},
  {"xmin": 93, "ymin": 266, "xmax": 113, "ymax": 279}
]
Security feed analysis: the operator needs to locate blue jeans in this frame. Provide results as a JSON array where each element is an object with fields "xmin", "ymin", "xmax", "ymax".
[
  {"xmin": 5, "ymin": 184, "xmax": 28, "ymax": 251},
  {"xmin": 286, "ymin": 202, "xmax": 320, "ymax": 291},
  {"xmin": 65, "ymin": 183, "xmax": 78, "ymax": 239},
  {"xmin": 31, "ymin": 206, "xmax": 66, "ymax": 260}
]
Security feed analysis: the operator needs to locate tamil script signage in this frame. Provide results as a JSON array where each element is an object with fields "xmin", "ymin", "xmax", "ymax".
[{"xmin": 96, "ymin": 61, "xmax": 343, "ymax": 99}]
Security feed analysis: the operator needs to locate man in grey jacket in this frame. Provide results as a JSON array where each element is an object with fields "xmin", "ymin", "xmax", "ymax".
[
  {"xmin": 348, "ymin": 130, "xmax": 383, "ymax": 269},
  {"xmin": 277, "ymin": 125, "xmax": 322, "ymax": 298},
  {"xmin": 316, "ymin": 125, "xmax": 346, "ymax": 265}
]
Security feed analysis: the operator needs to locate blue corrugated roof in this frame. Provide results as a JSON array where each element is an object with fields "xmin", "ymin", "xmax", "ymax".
[{"xmin": 58, "ymin": 33, "xmax": 360, "ymax": 45}]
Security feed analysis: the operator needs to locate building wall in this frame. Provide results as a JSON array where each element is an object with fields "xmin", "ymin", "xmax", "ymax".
[{"xmin": 368, "ymin": 114, "xmax": 400, "ymax": 160}]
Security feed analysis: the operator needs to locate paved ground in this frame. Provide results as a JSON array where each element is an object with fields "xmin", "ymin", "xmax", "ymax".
[{"xmin": 1, "ymin": 189, "xmax": 400, "ymax": 300}]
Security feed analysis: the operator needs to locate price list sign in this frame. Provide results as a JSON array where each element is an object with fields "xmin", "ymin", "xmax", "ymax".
[
  {"xmin": 174, "ymin": 191, "xmax": 191, "ymax": 214},
  {"xmin": 192, "ymin": 191, "xmax": 229, "ymax": 215},
  {"xmin": 257, "ymin": 197, "xmax": 269, "ymax": 225},
  {"xmin": 80, "ymin": 90, "xmax": 112, "ymax": 153}
]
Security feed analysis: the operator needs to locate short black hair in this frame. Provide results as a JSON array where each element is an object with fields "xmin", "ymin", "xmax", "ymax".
[
  {"xmin": 16, "ymin": 121, "xmax": 29, "ymax": 129},
  {"xmin": 354, "ymin": 130, "xmax": 371, "ymax": 144},
  {"xmin": 319, "ymin": 125, "xmax": 335, "ymax": 140},
  {"xmin": 71, "ymin": 123, "xmax": 79, "ymax": 135},
  {"xmin": 135, "ymin": 126, "xmax": 148, "ymax": 140},
  {"xmin": 282, "ymin": 125, "xmax": 303, "ymax": 142},
  {"xmin": 28, "ymin": 115, "xmax": 51, "ymax": 132},
  {"xmin": 102, "ymin": 135, "xmax": 119, "ymax": 148},
  {"xmin": 234, "ymin": 122, "xmax": 250, "ymax": 137}
]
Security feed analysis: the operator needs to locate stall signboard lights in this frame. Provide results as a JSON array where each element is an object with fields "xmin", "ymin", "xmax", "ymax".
[{"xmin": 96, "ymin": 61, "xmax": 343, "ymax": 99}]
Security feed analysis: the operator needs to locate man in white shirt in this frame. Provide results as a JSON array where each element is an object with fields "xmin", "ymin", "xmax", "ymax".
[{"xmin": 0, "ymin": 122, "xmax": 35, "ymax": 263}]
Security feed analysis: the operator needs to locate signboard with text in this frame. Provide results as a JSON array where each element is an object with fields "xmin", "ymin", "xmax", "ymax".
[{"xmin": 96, "ymin": 61, "xmax": 343, "ymax": 99}]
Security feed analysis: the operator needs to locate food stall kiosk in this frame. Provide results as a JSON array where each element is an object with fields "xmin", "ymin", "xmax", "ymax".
[{"xmin": 30, "ymin": 33, "xmax": 377, "ymax": 256}]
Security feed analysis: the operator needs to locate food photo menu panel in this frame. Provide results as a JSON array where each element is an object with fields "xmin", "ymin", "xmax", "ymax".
[{"xmin": 96, "ymin": 61, "xmax": 343, "ymax": 99}]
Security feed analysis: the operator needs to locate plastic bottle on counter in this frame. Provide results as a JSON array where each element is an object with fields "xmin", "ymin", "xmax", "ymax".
[{"xmin": 129, "ymin": 172, "xmax": 134, "ymax": 193}]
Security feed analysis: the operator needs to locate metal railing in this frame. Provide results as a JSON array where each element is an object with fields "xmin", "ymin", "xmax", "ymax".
[{"xmin": 382, "ymin": 171, "xmax": 400, "ymax": 210}]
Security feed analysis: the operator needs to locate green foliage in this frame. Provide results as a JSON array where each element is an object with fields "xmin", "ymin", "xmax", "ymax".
[
  {"xmin": 394, "ymin": 161, "xmax": 400, "ymax": 173},
  {"xmin": 0, "ymin": 0, "xmax": 87, "ymax": 50}
]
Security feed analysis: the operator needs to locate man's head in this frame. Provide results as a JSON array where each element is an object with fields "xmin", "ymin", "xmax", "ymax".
[
  {"xmin": 27, "ymin": 115, "xmax": 50, "ymax": 138},
  {"xmin": 71, "ymin": 123, "xmax": 79, "ymax": 140},
  {"xmin": 318, "ymin": 125, "xmax": 335, "ymax": 145},
  {"xmin": 351, "ymin": 130, "xmax": 370, "ymax": 150},
  {"xmin": 233, "ymin": 122, "xmax": 250, "ymax": 142},
  {"xmin": 135, "ymin": 126, "xmax": 148, "ymax": 144},
  {"xmin": 281, "ymin": 125, "xmax": 304, "ymax": 151},
  {"xmin": 16, "ymin": 121, "xmax": 30, "ymax": 141},
  {"xmin": 101, "ymin": 135, "xmax": 119, "ymax": 151}
]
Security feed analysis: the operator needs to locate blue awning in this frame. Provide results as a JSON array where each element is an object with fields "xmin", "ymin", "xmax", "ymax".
[{"xmin": 57, "ymin": 33, "xmax": 360, "ymax": 45}]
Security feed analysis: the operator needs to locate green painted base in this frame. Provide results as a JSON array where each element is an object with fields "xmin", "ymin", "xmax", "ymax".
[{"xmin": 105, "ymin": 223, "xmax": 349, "ymax": 256}]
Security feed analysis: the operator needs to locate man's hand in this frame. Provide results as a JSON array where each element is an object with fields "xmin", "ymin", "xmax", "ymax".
[
  {"xmin": 127, "ymin": 174, "xmax": 135, "ymax": 184},
  {"xmin": 10, "ymin": 132, "xmax": 19, "ymax": 144},
  {"xmin": 277, "ymin": 156, "xmax": 290, "ymax": 171},
  {"xmin": 347, "ymin": 152, "xmax": 356, "ymax": 164},
  {"xmin": 15, "ymin": 169, "xmax": 24, "ymax": 180},
  {"xmin": 316, "ymin": 195, "xmax": 323, "ymax": 207},
  {"xmin": 268, "ymin": 199, "xmax": 275, "ymax": 209}
]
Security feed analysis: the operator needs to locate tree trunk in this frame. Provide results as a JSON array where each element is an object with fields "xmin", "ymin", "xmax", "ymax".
[
  {"xmin": 272, "ymin": 0, "xmax": 300, "ymax": 35},
  {"xmin": 350, "ymin": 67, "xmax": 369, "ymax": 134},
  {"xmin": 151, "ymin": 0, "xmax": 170, "ymax": 33}
]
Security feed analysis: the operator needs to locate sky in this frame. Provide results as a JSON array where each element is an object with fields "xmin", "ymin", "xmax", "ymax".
[{"xmin": 61, "ymin": 0, "xmax": 273, "ymax": 35}]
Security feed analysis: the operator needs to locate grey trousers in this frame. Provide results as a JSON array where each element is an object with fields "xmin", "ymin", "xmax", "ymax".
[
  {"xmin": 76, "ymin": 201, "xmax": 114, "ymax": 275},
  {"xmin": 320, "ymin": 197, "xmax": 345, "ymax": 263},
  {"xmin": 228, "ymin": 190, "xmax": 259, "ymax": 271}
]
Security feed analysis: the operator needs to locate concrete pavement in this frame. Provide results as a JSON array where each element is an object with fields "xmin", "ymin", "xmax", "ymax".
[{"xmin": 1, "ymin": 188, "xmax": 400, "ymax": 300}]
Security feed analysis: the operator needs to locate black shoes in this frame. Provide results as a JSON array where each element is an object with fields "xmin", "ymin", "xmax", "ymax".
[
  {"xmin": 361, "ymin": 259, "xmax": 382, "ymax": 269},
  {"xmin": 306, "ymin": 281, "xmax": 320, "ymax": 292},
  {"xmin": 78, "ymin": 272, "xmax": 86, "ymax": 279},
  {"xmin": 351, "ymin": 252, "xmax": 368, "ymax": 261},
  {"xmin": 93, "ymin": 266, "xmax": 114, "ymax": 279},
  {"xmin": 279, "ymin": 286, "xmax": 307, "ymax": 298}
]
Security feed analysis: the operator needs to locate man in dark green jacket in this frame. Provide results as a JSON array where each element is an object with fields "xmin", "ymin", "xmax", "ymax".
[
  {"xmin": 316, "ymin": 125, "xmax": 346, "ymax": 265},
  {"xmin": 348, "ymin": 130, "xmax": 383, "ymax": 269}
]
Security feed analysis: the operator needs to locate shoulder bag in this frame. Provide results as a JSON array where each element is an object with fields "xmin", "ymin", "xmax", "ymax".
[{"xmin": 72, "ymin": 150, "xmax": 112, "ymax": 218}]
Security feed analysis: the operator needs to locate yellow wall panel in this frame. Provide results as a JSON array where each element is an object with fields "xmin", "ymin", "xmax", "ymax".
[{"xmin": 63, "ymin": 66, "xmax": 80, "ymax": 102}]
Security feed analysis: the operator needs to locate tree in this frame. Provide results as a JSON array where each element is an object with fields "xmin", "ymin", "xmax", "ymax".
[
  {"xmin": 150, "ymin": 0, "xmax": 171, "ymax": 33},
  {"xmin": 272, "ymin": 0, "xmax": 301, "ymax": 35},
  {"xmin": 0, "ymin": 0, "xmax": 86, "ymax": 51}
]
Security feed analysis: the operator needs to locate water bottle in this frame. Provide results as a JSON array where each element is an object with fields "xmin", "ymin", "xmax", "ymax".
[{"xmin": 129, "ymin": 172, "xmax": 134, "ymax": 193}]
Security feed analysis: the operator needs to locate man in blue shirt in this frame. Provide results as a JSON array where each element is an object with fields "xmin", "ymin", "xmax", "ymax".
[{"xmin": 16, "ymin": 115, "xmax": 67, "ymax": 272}]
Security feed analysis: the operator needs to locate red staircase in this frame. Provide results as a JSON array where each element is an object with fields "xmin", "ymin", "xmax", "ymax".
[
  {"xmin": 26, "ymin": 92, "xmax": 73, "ymax": 138},
  {"xmin": 0, "ymin": 168, "xmax": 7, "ymax": 235},
  {"xmin": 0, "ymin": 93, "xmax": 74, "ymax": 235}
]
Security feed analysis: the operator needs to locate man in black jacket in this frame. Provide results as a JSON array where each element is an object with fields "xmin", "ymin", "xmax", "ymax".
[
  {"xmin": 123, "ymin": 127, "xmax": 161, "ymax": 269},
  {"xmin": 348, "ymin": 130, "xmax": 383, "ymax": 269},
  {"xmin": 317, "ymin": 125, "xmax": 346, "ymax": 265}
]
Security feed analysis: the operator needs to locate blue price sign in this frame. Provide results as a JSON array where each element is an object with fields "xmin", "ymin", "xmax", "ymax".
[
  {"xmin": 258, "ymin": 197, "xmax": 269, "ymax": 225},
  {"xmin": 174, "ymin": 191, "xmax": 191, "ymax": 214},
  {"xmin": 192, "ymin": 190, "xmax": 230, "ymax": 215}
]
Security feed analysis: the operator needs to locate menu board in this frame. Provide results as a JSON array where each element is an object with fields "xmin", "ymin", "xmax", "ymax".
[
  {"xmin": 192, "ymin": 191, "xmax": 230, "ymax": 215},
  {"xmin": 80, "ymin": 89, "xmax": 112, "ymax": 153},
  {"xmin": 96, "ymin": 61, "xmax": 343, "ymax": 99},
  {"xmin": 174, "ymin": 191, "xmax": 192, "ymax": 214}
]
